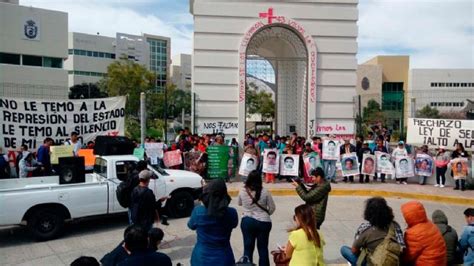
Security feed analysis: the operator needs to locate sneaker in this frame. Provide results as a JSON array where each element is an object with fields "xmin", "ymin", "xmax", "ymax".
[
  {"xmin": 440, "ymin": 184, "xmax": 445, "ymax": 188},
  {"xmin": 396, "ymin": 181, "xmax": 401, "ymax": 184},
  {"xmin": 434, "ymin": 184, "xmax": 440, "ymax": 187},
  {"xmin": 402, "ymin": 181, "xmax": 408, "ymax": 185}
]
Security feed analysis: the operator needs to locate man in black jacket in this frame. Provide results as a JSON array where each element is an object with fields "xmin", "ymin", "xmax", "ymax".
[{"xmin": 130, "ymin": 170, "xmax": 159, "ymax": 232}]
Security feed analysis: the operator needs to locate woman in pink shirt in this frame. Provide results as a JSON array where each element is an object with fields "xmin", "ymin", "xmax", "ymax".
[{"xmin": 434, "ymin": 146, "xmax": 450, "ymax": 187}]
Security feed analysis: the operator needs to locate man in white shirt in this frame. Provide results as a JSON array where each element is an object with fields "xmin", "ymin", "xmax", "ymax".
[{"xmin": 65, "ymin": 132, "xmax": 82, "ymax": 156}]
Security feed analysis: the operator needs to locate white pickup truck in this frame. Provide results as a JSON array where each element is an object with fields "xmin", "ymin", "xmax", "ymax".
[{"xmin": 0, "ymin": 155, "xmax": 203, "ymax": 240}]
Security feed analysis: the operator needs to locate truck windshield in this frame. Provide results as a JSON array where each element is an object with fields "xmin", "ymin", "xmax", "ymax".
[{"xmin": 150, "ymin": 165, "xmax": 169, "ymax": 176}]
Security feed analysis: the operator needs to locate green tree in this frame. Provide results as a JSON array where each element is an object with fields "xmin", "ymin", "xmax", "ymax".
[
  {"xmin": 68, "ymin": 83, "xmax": 108, "ymax": 99},
  {"xmin": 103, "ymin": 57, "xmax": 155, "ymax": 116},
  {"xmin": 416, "ymin": 105, "xmax": 440, "ymax": 118},
  {"xmin": 363, "ymin": 99, "xmax": 386, "ymax": 125},
  {"xmin": 246, "ymin": 89, "xmax": 275, "ymax": 121}
]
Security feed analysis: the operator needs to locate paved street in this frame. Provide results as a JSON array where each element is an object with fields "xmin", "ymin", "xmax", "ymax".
[{"xmin": 0, "ymin": 195, "xmax": 469, "ymax": 266}]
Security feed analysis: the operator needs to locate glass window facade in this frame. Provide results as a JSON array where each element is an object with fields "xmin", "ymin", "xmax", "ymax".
[
  {"xmin": 0, "ymin": 52, "xmax": 20, "ymax": 65},
  {"xmin": 68, "ymin": 70, "xmax": 106, "ymax": 77},
  {"xmin": 22, "ymin": 55, "xmax": 43, "ymax": 67},
  {"xmin": 147, "ymin": 38, "xmax": 168, "ymax": 93},
  {"xmin": 69, "ymin": 49, "xmax": 115, "ymax": 59}
]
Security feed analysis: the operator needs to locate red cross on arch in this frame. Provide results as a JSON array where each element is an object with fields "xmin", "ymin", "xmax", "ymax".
[{"xmin": 259, "ymin": 8, "xmax": 276, "ymax": 24}]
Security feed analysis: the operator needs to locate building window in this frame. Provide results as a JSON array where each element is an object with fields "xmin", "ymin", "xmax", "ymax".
[
  {"xmin": 43, "ymin": 57, "xmax": 63, "ymax": 68},
  {"xmin": 22, "ymin": 55, "xmax": 42, "ymax": 66},
  {"xmin": 87, "ymin": 51, "xmax": 93, "ymax": 57},
  {"xmin": 454, "ymin": 83, "xmax": 459, "ymax": 87},
  {"xmin": 68, "ymin": 49, "xmax": 74, "ymax": 55},
  {"xmin": 0, "ymin": 52, "xmax": 21, "ymax": 65},
  {"xmin": 439, "ymin": 83, "xmax": 445, "ymax": 87}
]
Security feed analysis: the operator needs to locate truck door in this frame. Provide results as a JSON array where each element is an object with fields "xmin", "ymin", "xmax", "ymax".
[
  {"xmin": 149, "ymin": 168, "xmax": 167, "ymax": 202},
  {"xmin": 110, "ymin": 160, "xmax": 137, "ymax": 213}
]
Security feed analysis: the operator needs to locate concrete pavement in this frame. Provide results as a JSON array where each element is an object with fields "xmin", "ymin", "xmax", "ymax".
[{"xmin": 0, "ymin": 195, "xmax": 470, "ymax": 266}]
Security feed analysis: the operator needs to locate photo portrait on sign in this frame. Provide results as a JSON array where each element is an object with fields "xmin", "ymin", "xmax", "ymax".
[
  {"xmin": 376, "ymin": 151, "xmax": 394, "ymax": 175},
  {"xmin": 341, "ymin": 153, "xmax": 359, "ymax": 176},
  {"xmin": 303, "ymin": 152, "xmax": 321, "ymax": 177},
  {"xmin": 239, "ymin": 153, "xmax": 258, "ymax": 176},
  {"xmin": 262, "ymin": 148, "xmax": 279, "ymax": 174},
  {"xmin": 184, "ymin": 151, "xmax": 202, "ymax": 171},
  {"xmin": 322, "ymin": 139, "xmax": 339, "ymax": 160},
  {"xmin": 163, "ymin": 150, "xmax": 182, "ymax": 167},
  {"xmin": 280, "ymin": 154, "xmax": 299, "ymax": 176},
  {"xmin": 361, "ymin": 154, "xmax": 376, "ymax": 176},
  {"xmin": 415, "ymin": 154, "xmax": 434, "ymax": 176},
  {"xmin": 395, "ymin": 156, "xmax": 414, "ymax": 178},
  {"xmin": 451, "ymin": 158, "xmax": 469, "ymax": 179}
]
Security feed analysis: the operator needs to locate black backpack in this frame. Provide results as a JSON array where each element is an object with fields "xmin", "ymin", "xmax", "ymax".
[{"xmin": 116, "ymin": 172, "xmax": 139, "ymax": 208}]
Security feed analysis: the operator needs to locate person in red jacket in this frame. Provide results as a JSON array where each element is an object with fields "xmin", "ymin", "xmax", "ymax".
[{"xmin": 401, "ymin": 201, "xmax": 447, "ymax": 266}]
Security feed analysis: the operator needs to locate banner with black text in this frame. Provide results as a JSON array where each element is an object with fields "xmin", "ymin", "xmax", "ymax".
[
  {"xmin": 407, "ymin": 118, "xmax": 473, "ymax": 151},
  {"xmin": 1, "ymin": 96, "xmax": 126, "ymax": 151}
]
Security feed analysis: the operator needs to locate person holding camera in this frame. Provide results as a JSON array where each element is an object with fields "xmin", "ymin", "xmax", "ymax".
[{"xmin": 292, "ymin": 167, "xmax": 331, "ymax": 229}]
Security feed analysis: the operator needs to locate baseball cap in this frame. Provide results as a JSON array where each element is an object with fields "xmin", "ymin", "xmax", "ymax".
[
  {"xmin": 138, "ymin": 170, "xmax": 152, "ymax": 181},
  {"xmin": 398, "ymin": 141, "xmax": 404, "ymax": 145}
]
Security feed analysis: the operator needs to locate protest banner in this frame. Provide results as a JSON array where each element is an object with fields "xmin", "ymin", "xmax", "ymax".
[
  {"xmin": 376, "ymin": 151, "xmax": 394, "ymax": 175},
  {"xmin": 414, "ymin": 154, "xmax": 434, "ymax": 176},
  {"xmin": 341, "ymin": 152, "xmax": 359, "ymax": 176},
  {"xmin": 395, "ymin": 156, "xmax": 414, "ymax": 178},
  {"xmin": 50, "ymin": 145, "xmax": 74, "ymax": 164},
  {"xmin": 322, "ymin": 139, "xmax": 339, "ymax": 160},
  {"xmin": 133, "ymin": 148, "xmax": 145, "ymax": 160},
  {"xmin": 262, "ymin": 148, "xmax": 279, "ymax": 174},
  {"xmin": 303, "ymin": 152, "xmax": 321, "ymax": 177},
  {"xmin": 451, "ymin": 158, "xmax": 469, "ymax": 179},
  {"xmin": 361, "ymin": 154, "xmax": 376, "ymax": 176},
  {"xmin": 239, "ymin": 153, "xmax": 258, "ymax": 176},
  {"xmin": 0, "ymin": 96, "xmax": 126, "ymax": 151},
  {"xmin": 77, "ymin": 149, "xmax": 95, "ymax": 167},
  {"xmin": 280, "ymin": 154, "xmax": 299, "ymax": 176},
  {"xmin": 407, "ymin": 118, "xmax": 474, "ymax": 151},
  {"xmin": 163, "ymin": 150, "xmax": 182, "ymax": 167},
  {"xmin": 207, "ymin": 145, "xmax": 229, "ymax": 179}
]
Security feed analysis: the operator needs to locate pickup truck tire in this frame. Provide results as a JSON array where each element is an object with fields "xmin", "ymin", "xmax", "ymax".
[
  {"xmin": 27, "ymin": 208, "xmax": 65, "ymax": 241},
  {"xmin": 167, "ymin": 191, "xmax": 194, "ymax": 218}
]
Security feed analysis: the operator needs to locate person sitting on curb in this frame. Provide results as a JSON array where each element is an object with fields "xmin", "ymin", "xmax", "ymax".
[
  {"xmin": 401, "ymin": 201, "xmax": 447, "ymax": 265},
  {"xmin": 340, "ymin": 197, "xmax": 405, "ymax": 266},
  {"xmin": 459, "ymin": 208, "xmax": 474, "ymax": 266},
  {"xmin": 431, "ymin": 209, "xmax": 460, "ymax": 265},
  {"xmin": 292, "ymin": 167, "xmax": 331, "ymax": 229}
]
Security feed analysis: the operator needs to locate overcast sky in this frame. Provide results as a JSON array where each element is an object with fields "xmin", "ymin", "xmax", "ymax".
[{"xmin": 21, "ymin": 0, "xmax": 474, "ymax": 68}]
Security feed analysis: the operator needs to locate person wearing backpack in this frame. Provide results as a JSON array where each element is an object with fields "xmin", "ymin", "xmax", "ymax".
[
  {"xmin": 401, "ymin": 200, "xmax": 447, "ymax": 266},
  {"xmin": 432, "ymin": 209, "xmax": 461, "ymax": 265},
  {"xmin": 340, "ymin": 197, "xmax": 405, "ymax": 266}
]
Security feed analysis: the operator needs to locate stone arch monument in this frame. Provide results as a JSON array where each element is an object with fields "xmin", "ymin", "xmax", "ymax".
[{"xmin": 191, "ymin": 0, "xmax": 358, "ymax": 144}]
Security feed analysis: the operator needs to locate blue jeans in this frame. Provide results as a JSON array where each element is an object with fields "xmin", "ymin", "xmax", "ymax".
[
  {"xmin": 340, "ymin": 246, "xmax": 366, "ymax": 266},
  {"xmin": 241, "ymin": 217, "xmax": 272, "ymax": 266},
  {"xmin": 323, "ymin": 160, "xmax": 336, "ymax": 180}
]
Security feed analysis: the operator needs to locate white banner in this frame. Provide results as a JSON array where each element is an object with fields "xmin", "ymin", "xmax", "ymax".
[
  {"xmin": 316, "ymin": 120, "xmax": 355, "ymax": 135},
  {"xmin": 0, "ymin": 96, "xmax": 126, "ymax": 151},
  {"xmin": 280, "ymin": 154, "xmax": 299, "ymax": 176},
  {"xmin": 145, "ymin": 143, "xmax": 165, "ymax": 160},
  {"xmin": 196, "ymin": 119, "xmax": 239, "ymax": 135},
  {"xmin": 407, "ymin": 118, "xmax": 474, "ymax": 151}
]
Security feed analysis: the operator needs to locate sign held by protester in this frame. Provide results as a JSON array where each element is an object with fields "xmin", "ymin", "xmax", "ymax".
[
  {"xmin": 145, "ymin": 143, "xmax": 165, "ymax": 164},
  {"xmin": 262, "ymin": 148, "xmax": 279, "ymax": 174},
  {"xmin": 303, "ymin": 152, "xmax": 321, "ymax": 177},
  {"xmin": 280, "ymin": 154, "xmax": 299, "ymax": 176},
  {"xmin": 50, "ymin": 145, "xmax": 74, "ymax": 164},
  {"xmin": 239, "ymin": 153, "xmax": 258, "ymax": 176},
  {"xmin": 322, "ymin": 139, "xmax": 339, "ymax": 160},
  {"xmin": 361, "ymin": 154, "xmax": 376, "ymax": 176},
  {"xmin": 407, "ymin": 118, "xmax": 474, "ymax": 151},
  {"xmin": 77, "ymin": 149, "xmax": 95, "ymax": 167},
  {"xmin": 207, "ymin": 145, "xmax": 229, "ymax": 179},
  {"xmin": 0, "ymin": 96, "xmax": 126, "ymax": 151},
  {"xmin": 376, "ymin": 151, "xmax": 394, "ymax": 175},
  {"xmin": 341, "ymin": 153, "xmax": 359, "ymax": 176},
  {"xmin": 395, "ymin": 156, "xmax": 414, "ymax": 178},
  {"xmin": 163, "ymin": 150, "xmax": 182, "ymax": 167},
  {"xmin": 414, "ymin": 154, "xmax": 434, "ymax": 176},
  {"xmin": 451, "ymin": 158, "xmax": 469, "ymax": 179}
]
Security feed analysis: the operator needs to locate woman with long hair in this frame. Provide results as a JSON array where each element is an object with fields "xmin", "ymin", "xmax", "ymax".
[
  {"xmin": 238, "ymin": 170, "xmax": 276, "ymax": 266},
  {"xmin": 283, "ymin": 204, "xmax": 324, "ymax": 266},
  {"xmin": 340, "ymin": 197, "xmax": 405, "ymax": 266},
  {"xmin": 188, "ymin": 179, "xmax": 238, "ymax": 266}
]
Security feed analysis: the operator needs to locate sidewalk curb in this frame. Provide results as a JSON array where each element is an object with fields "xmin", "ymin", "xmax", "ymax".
[{"xmin": 227, "ymin": 188, "xmax": 473, "ymax": 206}]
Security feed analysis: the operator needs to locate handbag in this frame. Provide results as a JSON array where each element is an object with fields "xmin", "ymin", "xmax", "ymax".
[
  {"xmin": 245, "ymin": 187, "xmax": 270, "ymax": 214},
  {"xmin": 235, "ymin": 256, "xmax": 255, "ymax": 266},
  {"xmin": 271, "ymin": 249, "xmax": 290, "ymax": 266}
]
